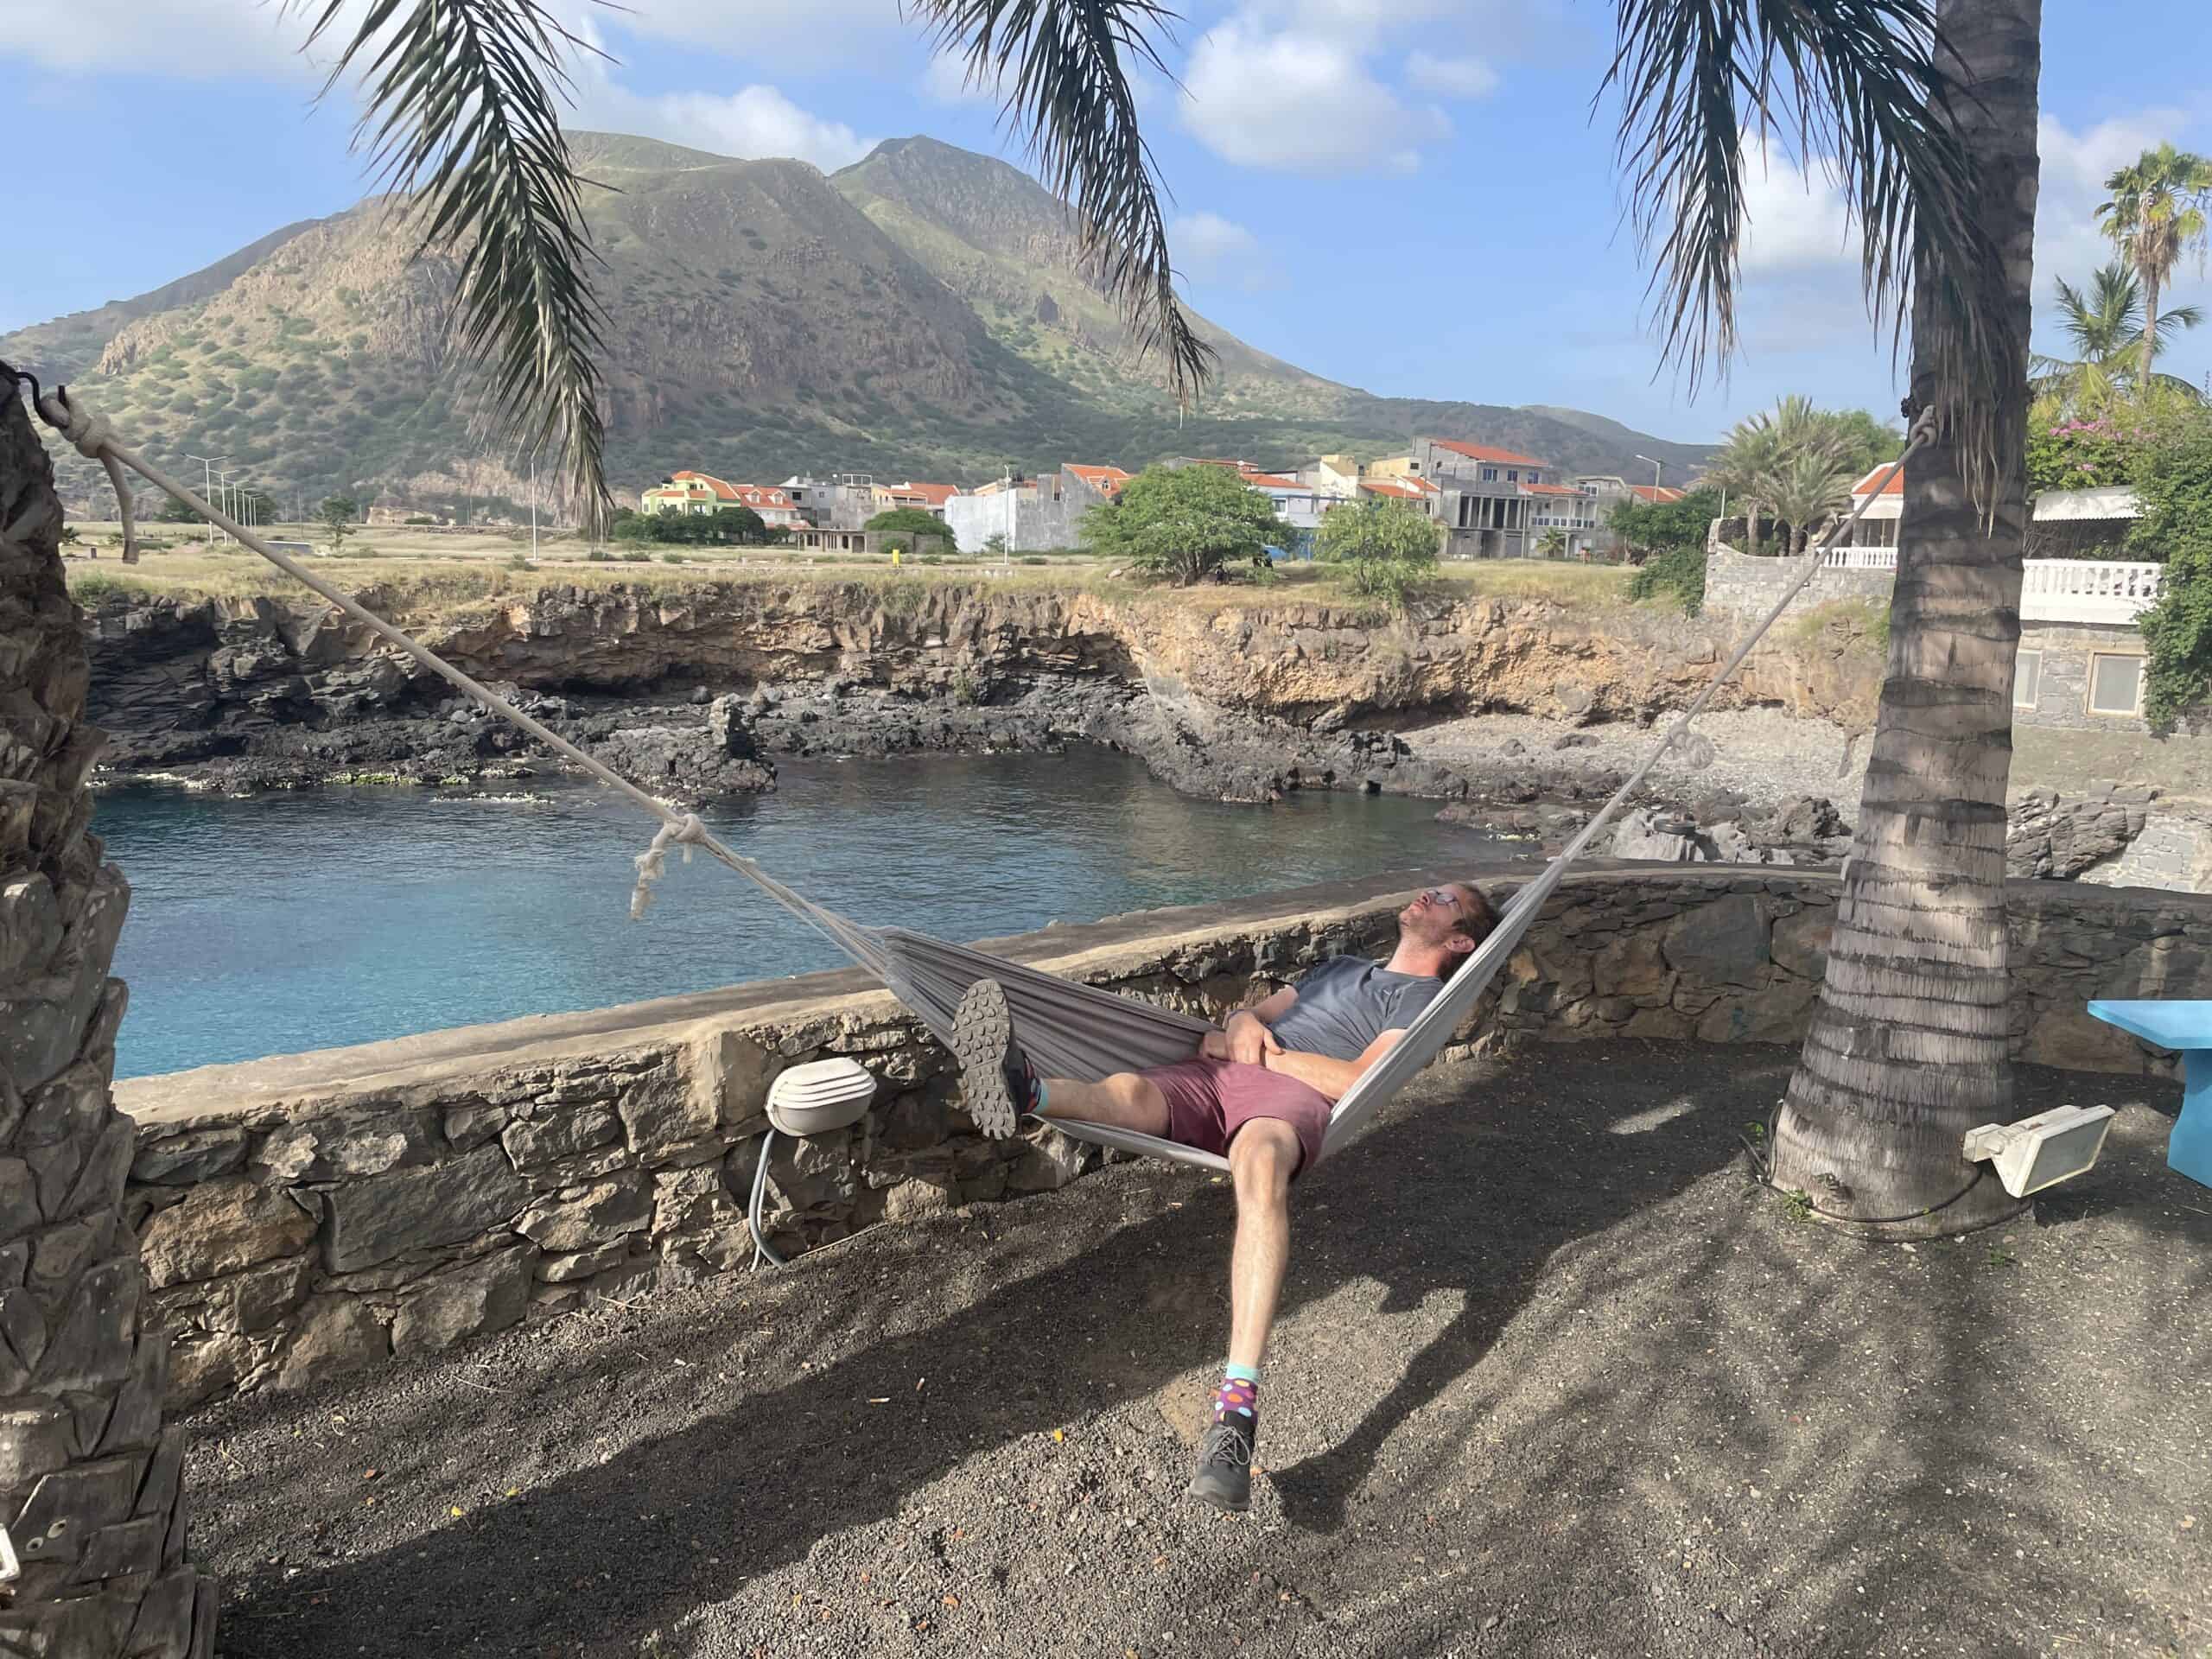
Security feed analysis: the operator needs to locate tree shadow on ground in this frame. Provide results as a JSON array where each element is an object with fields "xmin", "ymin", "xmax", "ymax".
[
  {"xmin": 1253, "ymin": 1064, "xmax": 2211, "ymax": 1658},
  {"xmin": 200, "ymin": 1042, "xmax": 1765, "ymax": 1657}
]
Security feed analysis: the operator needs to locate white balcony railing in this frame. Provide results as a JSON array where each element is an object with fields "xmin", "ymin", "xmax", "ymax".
[
  {"xmin": 2020, "ymin": 559, "xmax": 2164, "ymax": 626},
  {"xmin": 1821, "ymin": 544, "xmax": 1899, "ymax": 569}
]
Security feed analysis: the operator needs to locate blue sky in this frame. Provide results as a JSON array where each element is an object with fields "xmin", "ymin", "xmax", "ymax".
[{"xmin": 4, "ymin": 0, "xmax": 2209, "ymax": 444}]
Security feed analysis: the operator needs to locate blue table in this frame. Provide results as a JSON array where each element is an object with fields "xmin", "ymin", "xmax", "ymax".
[{"xmin": 2087, "ymin": 1001, "xmax": 2212, "ymax": 1189}]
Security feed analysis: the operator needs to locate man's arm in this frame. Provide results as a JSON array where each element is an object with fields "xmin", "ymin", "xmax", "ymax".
[
  {"xmin": 1200, "ymin": 985, "xmax": 1299, "ymax": 1064},
  {"xmin": 1261, "ymin": 1027, "xmax": 1406, "ymax": 1103}
]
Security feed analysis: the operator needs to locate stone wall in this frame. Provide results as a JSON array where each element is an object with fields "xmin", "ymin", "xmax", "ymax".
[
  {"xmin": 2013, "ymin": 622, "xmax": 2150, "ymax": 732},
  {"xmin": 1701, "ymin": 543, "xmax": 1896, "ymax": 621},
  {"xmin": 116, "ymin": 866, "xmax": 2212, "ymax": 1411}
]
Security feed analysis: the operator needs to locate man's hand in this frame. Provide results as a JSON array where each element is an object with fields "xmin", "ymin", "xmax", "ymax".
[
  {"xmin": 1198, "ymin": 1028, "xmax": 1232, "ymax": 1061},
  {"xmin": 1224, "ymin": 1009, "xmax": 1282, "ymax": 1067}
]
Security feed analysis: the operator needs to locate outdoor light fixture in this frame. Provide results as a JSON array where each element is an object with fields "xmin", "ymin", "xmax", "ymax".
[
  {"xmin": 1962, "ymin": 1105, "xmax": 2117, "ymax": 1198},
  {"xmin": 750, "ymin": 1058, "xmax": 881, "ymax": 1271}
]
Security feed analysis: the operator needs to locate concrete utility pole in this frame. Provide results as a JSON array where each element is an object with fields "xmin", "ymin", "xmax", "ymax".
[
  {"xmin": 1635, "ymin": 453, "xmax": 1663, "ymax": 493},
  {"xmin": 186, "ymin": 453, "xmax": 228, "ymax": 542}
]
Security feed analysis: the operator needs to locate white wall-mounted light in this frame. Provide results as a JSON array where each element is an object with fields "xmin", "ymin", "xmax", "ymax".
[{"xmin": 1963, "ymin": 1105, "xmax": 2117, "ymax": 1198}]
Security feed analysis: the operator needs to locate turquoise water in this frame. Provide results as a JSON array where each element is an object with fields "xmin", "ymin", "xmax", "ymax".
[{"xmin": 97, "ymin": 749, "xmax": 1510, "ymax": 1078}]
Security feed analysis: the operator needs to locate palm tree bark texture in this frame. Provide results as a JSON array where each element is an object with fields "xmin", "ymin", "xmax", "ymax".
[
  {"xmin": 1772, "ymin": 0, "xmax": 2042, "ymax": 1237},
  {"xmin": 1, "ymin": 392, "xmax": 214, "ymax": 1653}
]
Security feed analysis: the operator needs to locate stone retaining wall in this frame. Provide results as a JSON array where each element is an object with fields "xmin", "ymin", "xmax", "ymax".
[
  {"xmin": 1702, "ymin": 543, "xmax": 1897, "ymax": 620},
  {"xmin": 117, "ymin": 866, "xmax": 2212, "ymax": 1408}
]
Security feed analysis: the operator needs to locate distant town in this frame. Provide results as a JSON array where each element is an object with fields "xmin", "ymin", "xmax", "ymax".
[{"xmin": 596, "ymin": 441, "xmax": 1689, "ymax": 561}]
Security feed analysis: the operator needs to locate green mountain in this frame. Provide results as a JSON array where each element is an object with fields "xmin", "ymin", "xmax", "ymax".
[{"xmin": 6, "ymin": 131, "xmax": 1712, "ymax": 515}]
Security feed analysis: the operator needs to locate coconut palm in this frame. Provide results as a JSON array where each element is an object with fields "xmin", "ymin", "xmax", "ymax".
[
  {"xmin": 1757, "ymin": 448, "xmax": 1858, "ymax": 553},
  {"xmin": 2096, "ymin": 143, "xmax": 2212, "ymax": 387},
  {"xmin": 1709, "ymin": 396, "xmax": 1853, "ymax": 555},
  {"xmin": 1536, "ymin": 528, "xmax": 1569, "ymax": 560},
  {"xmin": 2031, "ymin": 262, "xmax": 2203, "ymax": 410}
]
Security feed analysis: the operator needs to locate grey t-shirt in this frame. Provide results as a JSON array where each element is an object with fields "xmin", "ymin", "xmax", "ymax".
[{"xmin": 1265, "ymin": 956, "xmax": 1446, "ymax": 1062}]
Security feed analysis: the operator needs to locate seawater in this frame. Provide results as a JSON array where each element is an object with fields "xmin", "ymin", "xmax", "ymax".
[{"xmin": 97, "ymin": 747, "xmax": 1514, "ymax": 1078}]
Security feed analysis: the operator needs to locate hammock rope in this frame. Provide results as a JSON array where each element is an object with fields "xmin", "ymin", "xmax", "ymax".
[{"xmin": 24, "ymin": 378, "xmax": 1935, "ymax": 1175}]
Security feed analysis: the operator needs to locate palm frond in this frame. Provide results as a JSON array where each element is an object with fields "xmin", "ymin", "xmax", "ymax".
[
  {"xmin": 289, "ymin": 0, "xmax": 613, "ymax": 527},
  {"xmin": 911, "ymin": 0, "xmax": 1215, "ymax": 406},
  {"xmin": 1599, "ymin": 0, "xmax": 2014, "ymax": 507},
  {"xmin": 2157, "ymin": 302, "xmax": 2206, "ymax": 334}
]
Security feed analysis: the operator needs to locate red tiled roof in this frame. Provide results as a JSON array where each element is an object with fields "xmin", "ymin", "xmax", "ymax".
[
  {"xmin": 734, "ymin": 485, "xmax": 794, "ymax": 512},
  {"xmin": 1358, "ymin": 478, "xmax": 1427, "ymax": 500},
  {"xmin": 671, "ymin": 470, "xmax": 741, "ymax": 501},
  {"xmin": 1850, "ymin": 464, "xmax": 1904, "ymax": 497},
  {"xmin": 1239, "ymin": 471, "xmax": 1304, "ymax": 490},
  {"xmin": 1627, "ymin": 484, "xmax": 1687, "ymax": 503},
  {"xmin": 887, "ymin": 480, "xmax": 959, "ymax": 506},
  {"xmin": 1431, "ymin": 439, "xmax": 1549, "ymax": 467},
  {"xmin": 1521, "ymin": 481, "xmax": 1588, "ymax": 497},
  {"xmin": 1066, "ymin": 463, "xmax": 1133, "ymax": 493}
]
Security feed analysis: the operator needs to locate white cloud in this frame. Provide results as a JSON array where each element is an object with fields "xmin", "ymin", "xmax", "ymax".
[
  {"xmin": 1169, "ymin": 211, "xmax": 1280, "ymax": 289},
  {"xmin": 2033, "ymin": 111, "xmax": 2194, "ymax": 286},
  {"xmin": 1403, "ymin": 50, "xmax": 1498, "ymax": 99},
  {"xmin": 1737, "ymin": 149, "xmax": 1858, "ymax": 275},
  {"xmin": 567, "ymin": 0, "xmax": 904, "ymax": 65},
  {"xmin": 569, "ymin": 79, "xmax": 871, "ymax": 173},
  {"xmin": 922, "ymin": 49, "xmax": 1000, "ymax": 105},
  {"xmin": 0, "ymin": 0, "xmax": 333, "ymax": 78},
  {"xmin": 1181, "ymin": 14, "xmax": 1449, "ymax": 174}
]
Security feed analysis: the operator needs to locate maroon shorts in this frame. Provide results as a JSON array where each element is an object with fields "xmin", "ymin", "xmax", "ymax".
[{"xmin": 1140, "ymin": 1058, "xmax": 1332, "ymax": 1177}]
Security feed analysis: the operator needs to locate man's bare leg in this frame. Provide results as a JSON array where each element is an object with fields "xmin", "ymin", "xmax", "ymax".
[
  {"xmin": 1033, "ymin": 1073, "xmax": 1171, "ymax": 1134},
  {"xmin": 1189, "ymin": 1117, "xmax": 1299, "ymax": 1514},
  {"xmin": 1225, "ymin": 1119, "xmax": 1298, "ymax": 1369}
]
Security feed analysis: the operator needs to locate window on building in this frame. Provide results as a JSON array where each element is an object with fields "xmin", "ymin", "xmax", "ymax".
[
  {"xmin": 2013, "ymin": 650, "xmax": 2042, "ymax": 710},
  {"xmin": 1527, "ymin": 472, "xmax": 1541, "ymax": 484},
  {"xmin": 1506, "ymin": 470, "xmax": 1519, "ymax": 482},
  {"xmin": 2088, "ymin": 653, "xmax": 2145, "ymax": 716},
  {"xmin": 1482, "ymin": 468, "xmax": 1497, "ymax": 482}
]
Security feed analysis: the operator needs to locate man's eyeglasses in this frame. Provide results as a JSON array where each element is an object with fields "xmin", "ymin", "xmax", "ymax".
[{"xmin": 1419, "ymin": 887, "xmax": 1462, "ymax": 909}]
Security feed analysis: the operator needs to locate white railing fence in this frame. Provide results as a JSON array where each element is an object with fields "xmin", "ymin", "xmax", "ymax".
[
  {"xmin": 1821, "ymin": 544, "xmax": 1900, "ymax": 570},
  {"xmin": 2019, "ymin": 559, "xmax": 2165, "ymax": 625}
]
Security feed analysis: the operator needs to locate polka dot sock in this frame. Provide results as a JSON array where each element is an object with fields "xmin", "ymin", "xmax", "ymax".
[{"xmin": 1213, "ymin": 1364, "xmax": 1260, "ymax": 1424}]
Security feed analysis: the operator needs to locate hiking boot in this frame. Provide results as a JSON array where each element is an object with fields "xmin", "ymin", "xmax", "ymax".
[
  {"xmin": 950, "ymin": 978, "xmax": 1035, "ymax": 1139},
  {"xmin": 1186, "ymin": 1415, "xmax": 1256, "ymax": 1513}
]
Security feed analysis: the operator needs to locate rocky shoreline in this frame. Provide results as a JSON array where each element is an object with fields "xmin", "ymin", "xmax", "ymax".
[{"xmin": 78, "ymin": 582, "xmax": 2202, "ymax": 887}]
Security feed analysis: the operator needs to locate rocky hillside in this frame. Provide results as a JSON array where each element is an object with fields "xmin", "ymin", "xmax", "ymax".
[{"xmin": 9, "ymin": 131, "xmax": 1713, "ymax": 512}]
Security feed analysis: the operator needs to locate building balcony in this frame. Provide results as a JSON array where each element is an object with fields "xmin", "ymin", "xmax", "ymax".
[{"xmin": 2020, "ymin": 559, "xmax": 2165, "ymax": 626}]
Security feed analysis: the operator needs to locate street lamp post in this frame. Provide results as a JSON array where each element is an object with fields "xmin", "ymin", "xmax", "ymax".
[
  {"xmin": 186, "ymin": 453, "xmax": 229, "ymax": 543},
  {"xmin": 1633, "ymin": 454, "xmax": 1663, "ymax": 493}
]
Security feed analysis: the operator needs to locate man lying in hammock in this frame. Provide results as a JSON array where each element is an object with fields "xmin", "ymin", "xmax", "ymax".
[{"xmin": 949, "ymin": 880, "xmax": 1499, "ymax": 1513}]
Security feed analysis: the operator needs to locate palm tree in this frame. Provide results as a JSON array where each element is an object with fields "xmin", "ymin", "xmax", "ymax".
[
  {"xmin": 1709, "ymin": 396, "xmax": 1854, "ymax": 555},
  {"xmin": 2031, "ymin": 262, "xmax": 2203, "ymax": 410},
  {"xmin": 2097, "ymin": 143, "xmax": 2212, "ymax": 388},
  {"xmin": 0, "ymin": 397, "xmax": 215, "ymax": 1652},
  {"xmin": 1757, "ymin": 448, "xmax": 1858, "ymax": 553},
  {"xmin": 1537, "ymin": 528, "xmax": 1569, "ymax": 560}
]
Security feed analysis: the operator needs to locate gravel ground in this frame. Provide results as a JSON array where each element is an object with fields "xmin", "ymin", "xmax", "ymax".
[
  {"xmin": 185, "ymin": 1044, "xmax": 2209, "ymax": 1659},
  {"xmin": 1412, "ymin": 709, "xmax": 2206, "ymax": 818},
  {"xmin": 1410, "ymin": 709, "xmax": 1863, "ymax": 814}
]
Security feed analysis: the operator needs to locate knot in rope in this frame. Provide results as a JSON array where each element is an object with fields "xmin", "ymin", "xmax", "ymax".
[
  {"xmin": 630, "ymin": 813, "xmax": 709, "ymax": 920},
  {"xmin": 36, "ymin": 387, "xmax": 115, "ymax": 461}
]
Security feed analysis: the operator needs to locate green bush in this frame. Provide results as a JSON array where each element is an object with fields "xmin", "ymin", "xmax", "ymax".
[
  {"xmin": 1315, "ymin": 499, "xmax": 1440, "ymax": 610},
  {"xmin": 585, "ymin": 547, "xmax": 611, "ymax": 562},
  {"xmin": 1020, "ymin": 555, "xmax": 1049, "ymax": 565},
  {"xmin": 2133, "ymin": 408, "xmax": 2212, "ymax": 730},
  {"xmin": 73, "ymin": 575, "xmax": 123, "ymax": 604},
  {"xmin": 1082, "ymin": 463, "xmax": 1278, "ymax": 584},
  {"xmin": 1628, "ymin": 544, "xmax": 1707, "ymax": 615},
  {"xmin": 661, "ymin": 551, "xmax": 686, "ymax": 564},
  {"xmin": 620, "ymin": 550, "xmax": 651, "ymax": 563}
]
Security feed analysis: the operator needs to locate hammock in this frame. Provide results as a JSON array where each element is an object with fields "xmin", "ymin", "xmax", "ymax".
[{"xmin": 19, "ymin": 378, "xmax": 1933, "ymax": 1175}]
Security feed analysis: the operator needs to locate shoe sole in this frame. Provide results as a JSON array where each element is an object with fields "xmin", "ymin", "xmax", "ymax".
[
  {"xmin": 1184, "ymin": 1476, "xmax": 1251, "ymax": 1514},
  {"xmin": 950, "ymin": 979, "xmax": 1021, "ymax": 1139}
]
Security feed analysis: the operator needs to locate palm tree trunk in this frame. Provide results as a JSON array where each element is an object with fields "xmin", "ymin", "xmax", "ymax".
[
  {"xmin": 1747, "ymin": 504, "xmax": 1762, "ymax": 556},
  {"xmin": 0, "ymin": 394, "xmax": 215, "ymax": 1653},
  {"xmin": 1770, "ymin": 0, "xmax": 2041, "ymax": 1238},
  {"xmin": 2140, "ymin": 264, "xmax": 2161, "ymax": 388}
]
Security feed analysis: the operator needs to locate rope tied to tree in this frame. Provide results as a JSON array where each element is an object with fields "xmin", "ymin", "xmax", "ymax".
[{"xmin": 32, "ymin": 385, "xmax": 139, "ymax": 564}]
